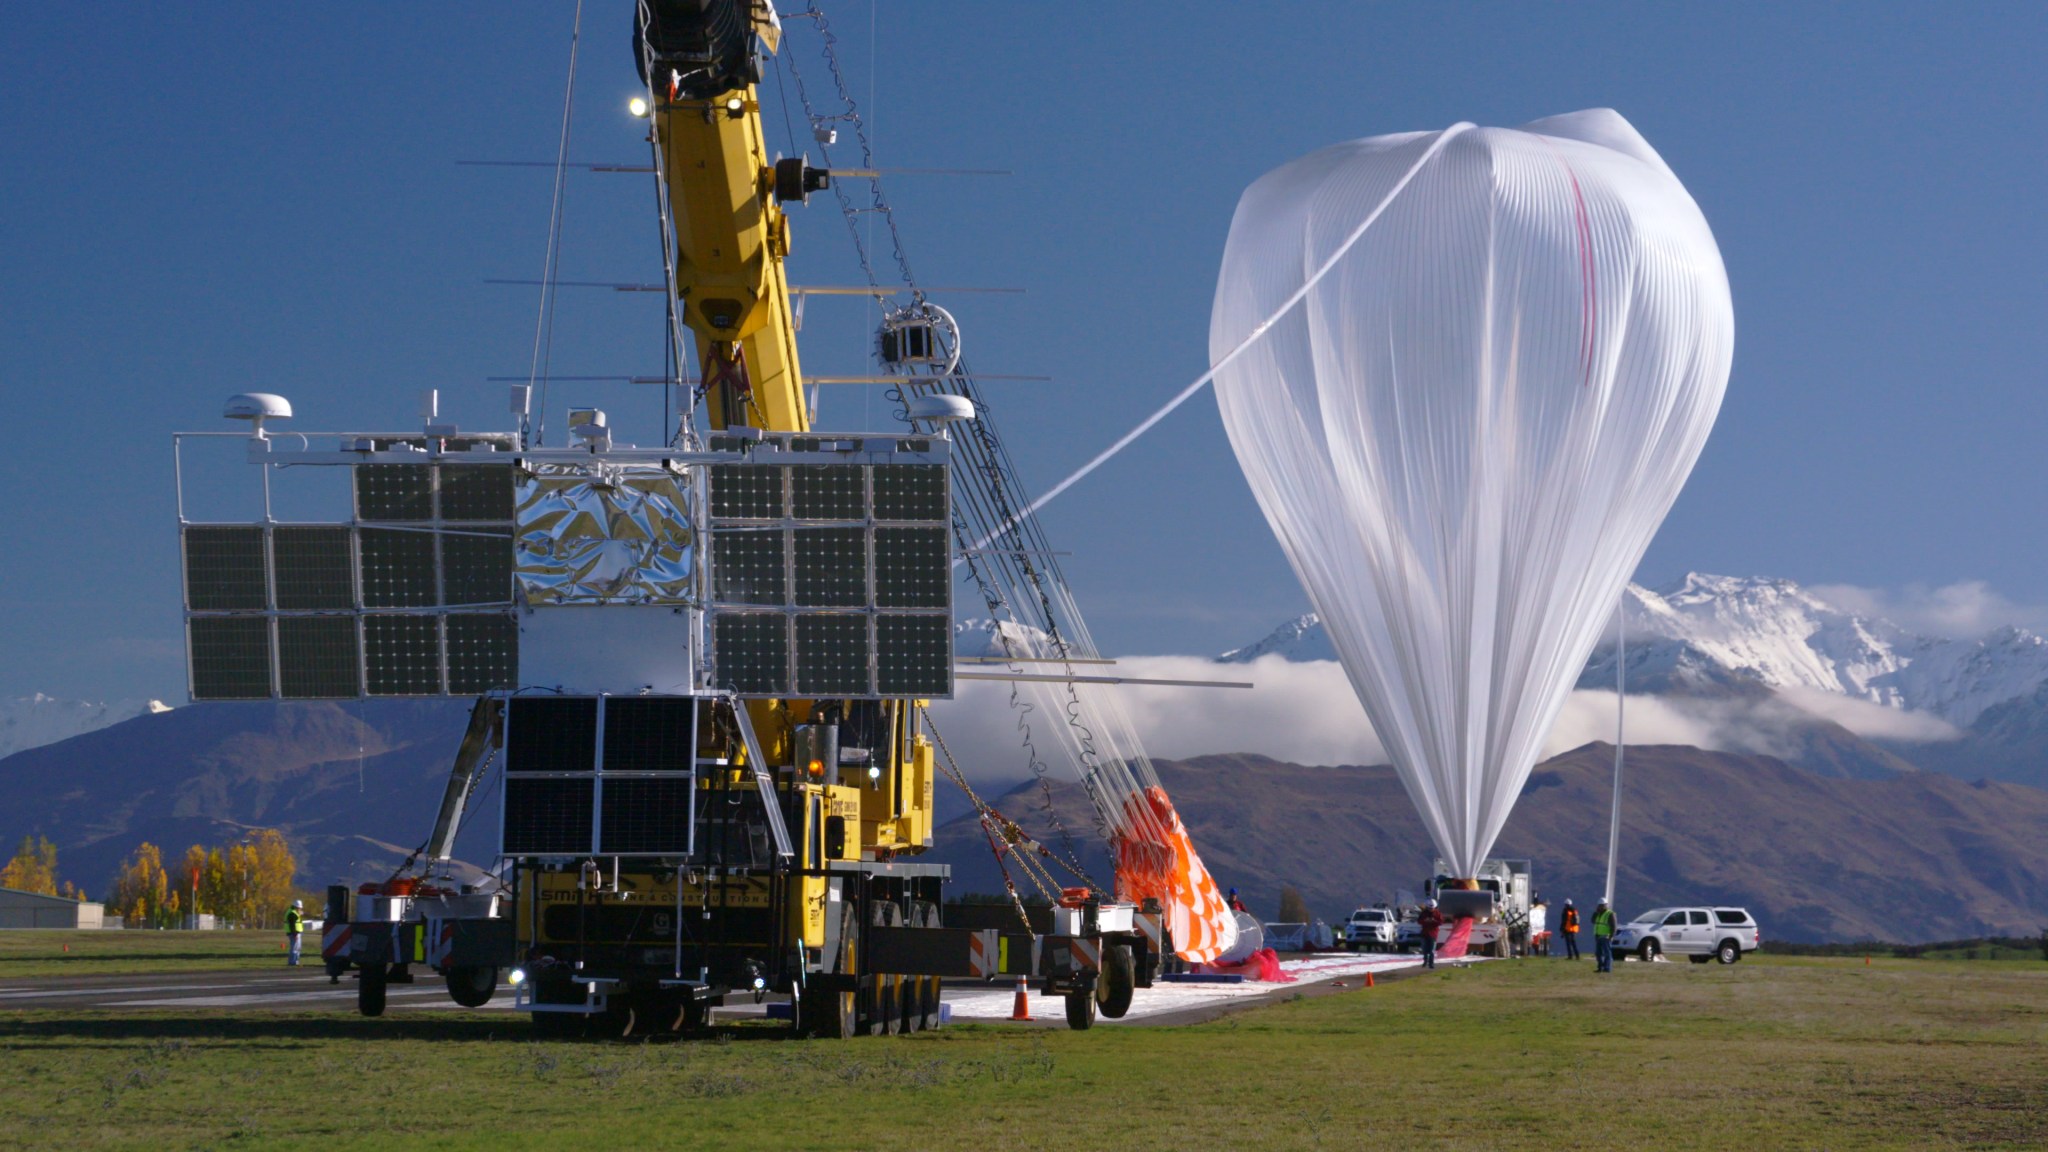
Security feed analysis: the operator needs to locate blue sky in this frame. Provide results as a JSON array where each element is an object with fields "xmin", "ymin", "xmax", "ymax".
[{"xmin": 4, "ymin": 2, "xmax": 2046, "ymax": 703}]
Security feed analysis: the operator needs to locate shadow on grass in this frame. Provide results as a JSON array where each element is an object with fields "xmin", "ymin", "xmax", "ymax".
[
  {"xmin": 0, "ymin": 954, "xmax": 280, "ymax": 968},
  {"xmin": 0, "ymin": 1012, "xmax": 808, "ymax": 1050}
]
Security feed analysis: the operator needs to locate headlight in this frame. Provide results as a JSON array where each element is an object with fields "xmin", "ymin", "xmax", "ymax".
[
  {"xmin": 752, "ymin": 976, "xmax": 767, "ymax": 990},
  {"xmin": 507, "ymin": 967, "xmax": 527, "ymax": 987}
]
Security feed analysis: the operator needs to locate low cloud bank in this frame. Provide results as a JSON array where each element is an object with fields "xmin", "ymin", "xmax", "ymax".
[
  {"xmin": 1809, "ymin": 579, "xmax": 2048, "ymax": 639},
  {"xmin": 927, "ymin": 655, "xmax": 1959, "ymax": 792}
]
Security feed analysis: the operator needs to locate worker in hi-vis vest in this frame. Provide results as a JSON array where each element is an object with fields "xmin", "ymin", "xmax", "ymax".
[
  {"xmin": 1559, "ymin": 899, "xmax": 1581, "ymax": 960},
  {"xmin": 1592, "ymin": 899, "xmax": 1618, "ymax": 973},
  {"xmin": 285, "ymin": 899, "xmax": 306, "ymax": 967}
]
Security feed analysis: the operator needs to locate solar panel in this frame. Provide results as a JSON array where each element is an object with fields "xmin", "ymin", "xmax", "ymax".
[
  {"xmin": 439, "ymin": 464, "xmax": 514, "ymax": 522},
  {"xmin": 599, "ymin": 776, "xmax": 695, "ymax": 854},
  {"xmin": 874, "ymin": 527, "xmax": 949, "ymax": 609},
  {"xmin": 710, "ymin": 529, "xmax": 787, "ymax": 605},
  {"xmin": 363, "ymin": 615, "xmax": 441, "ymax": 695},
  {"xmin": 792, "ymin": 464, "xmax": 866, "ymax": 520},
  {"xmin": 441, "ymin": 531, "xmax": 512, "ymax": 606},
  {"xmin": 271, "ymin": 527, "xmax": 354, "ymax": 610},
  {"xmin": 358, "ymin": 529, "xmax": 437, "ymax": 608},
  {"xmin": 506, "ymin": 697, "xmax": 598, "ymax": 773},
  {"xmin": 795, "ymin": 613, "xmax": 871, "ymax": 696},
  {"xmin": 713, "ymin": 613, "xmax": 790, "ymax": 695},
  {"xmin": 277, "ymin": 617, "xmax": 361, "ymax": 698},
  {"xmin": 709, "ymin": 464, "xmax": 785, "ymax": 519},
  {"xmin": 355, "ymin": 464, "xmax": 434, "ymax": 521},
  {"xmin": 189, "ymin": 616, "xmax": 274, "ymax": 699},
  {"xmin": 183, "ymin": 527, "xmax": 268, "ymax": 611},
  {"xmin": 876, "ymin": 613, "xmax": 952, "ymax": 696},
  {"xmin": 445, "ymin": 613, "xmax": 517, "ymax": 694},
  {"xmin": 602, "ymin": 697, "xmax": 697, "ymax": 771},
  {"xmin": 502, "ymin": 776, "xmax": 595, "ymax": 855},
  {"xmin": 872, "ymin": 464, "xmax": 949, "ymax": 523},
  {"xmin": 793, "ymin": 528, "xmax": 868, "ymax": 607}
]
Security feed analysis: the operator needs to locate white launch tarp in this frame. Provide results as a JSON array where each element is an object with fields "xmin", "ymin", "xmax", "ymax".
[{"xmin": 1211, "ymin": 109, "xmax": 1732, "ymax": 878}]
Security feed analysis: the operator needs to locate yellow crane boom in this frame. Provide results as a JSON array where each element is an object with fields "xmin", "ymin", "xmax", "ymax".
[{"xmin": 640, "ymin": 0, "xmax": 810, "ymax": 432}]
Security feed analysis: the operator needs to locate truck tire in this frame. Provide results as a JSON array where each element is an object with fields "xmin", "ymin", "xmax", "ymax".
[
  {"xmin": 1098, "ymin": 944, "xmax": 1136, "ymax": 1019},
  {"xmin": 358, "ymin": 962, "xmax": 387, "ymax": 1017},
  {"xmin": 445, "ymin": 965, "xmax": 498, "ymax": 1008},
  {"xmin": 1717, "ymin": 940, "xmax": 1742, "ymax": 965},
  {"xmin": 1064, "ymin": 988, "xmax": 1096, "ymax": 1030},
  {"xmin": 897, "ymin": 977, "xmax": 923, "ymax": 1033},
  {"xmin": 1638, "ymin": 939, "xmax": 1660, "ymax": 962},
  {"xmin": 921, "ymin": 976, "xmax": 943, "ymax": 1031}
]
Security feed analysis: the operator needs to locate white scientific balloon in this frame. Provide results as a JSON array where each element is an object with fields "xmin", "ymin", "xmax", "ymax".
[{"xmin": 1210, "ymin": 110, "xmax": 1732, "ymax": 878}]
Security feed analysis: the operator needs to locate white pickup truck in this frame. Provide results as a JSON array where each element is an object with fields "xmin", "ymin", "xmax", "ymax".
[
  {"xmin": 1343, "ymin": 907, "xmax": 1398, "ymax": 951},
  {"xmin": 1610, "ymin": 906, "xmax": 1761, "ymax": 964}
]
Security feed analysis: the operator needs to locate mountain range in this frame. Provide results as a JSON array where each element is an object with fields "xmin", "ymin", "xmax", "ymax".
[
  {"xmin": 0, "ymin": 695, "xmax": 172, "ymax": 762},
  {"xmin": 922, "ymin": 746, "xmax": 2048, "ymax": 943}
]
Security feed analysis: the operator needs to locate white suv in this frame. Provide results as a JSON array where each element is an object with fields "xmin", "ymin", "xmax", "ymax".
[
  {"xmin": 1610, "ymin": 906, "xmax": 1760, "ymax": 964},
  {"xmin": 1344, "ymin": 907, "xmax": 1398, "ymax": 951}
]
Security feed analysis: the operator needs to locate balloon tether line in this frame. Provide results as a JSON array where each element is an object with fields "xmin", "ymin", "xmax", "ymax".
[{"xmin": 962, "ymin": 123, "xmax": 1475, "ymax": 555}]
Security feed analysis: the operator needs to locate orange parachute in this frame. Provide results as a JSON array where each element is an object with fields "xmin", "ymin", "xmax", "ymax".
[{"xmin": 1115, "ymin": 786, "xmax": 1237, "ymax": 964}]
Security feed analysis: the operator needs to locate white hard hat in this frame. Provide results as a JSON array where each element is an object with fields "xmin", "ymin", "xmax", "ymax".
[
  {"xmin": 292, "ymin": 899, "xmax": 303, "ymax": 908},
  {"xmin": 1425, "ymin": 899, "xmax": 1437, "ymax": 908}
]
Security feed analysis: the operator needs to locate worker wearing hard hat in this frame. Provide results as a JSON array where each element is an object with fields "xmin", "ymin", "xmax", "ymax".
[
  {"xmin": 1559, "ymin": 899, "xmax": 1581, "ymax": 960},
  {"xmin": 1415, "ymin": 899, "xmax": 1446, "ymax": 970},
  {"xmin": 284, "ymin": 899, "xmax": 306, "ymax": 967},
  {"xmin": 1592, "ymin": 899, "xmax": 1618, "ymax": 973}
]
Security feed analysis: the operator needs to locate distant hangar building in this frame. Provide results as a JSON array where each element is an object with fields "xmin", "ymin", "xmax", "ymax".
[{"xmin": 0, "ymin": 887, "xmax": 105, "ymax": 929}]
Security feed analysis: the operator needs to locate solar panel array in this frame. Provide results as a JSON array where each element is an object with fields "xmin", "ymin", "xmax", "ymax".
[
  {"xmin": 180, "ymin": 464, "xmax": 517, "ymax": 700},
  {"xmin": 500, "ymin": 696, "xmax": 697, "ymax": 856},
  {"xmin": 707, "ymin": 462, "xmax": 953, "ymax": 698}
]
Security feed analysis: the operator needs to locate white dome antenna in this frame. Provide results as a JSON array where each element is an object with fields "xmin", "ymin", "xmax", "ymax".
[
  {"xmin": 905, "ymin": 393, "xmax": 976, "ymax": 438},
  {"xmin": 223, "ymin": 393, "xmax": 292, "ymax": 440}
]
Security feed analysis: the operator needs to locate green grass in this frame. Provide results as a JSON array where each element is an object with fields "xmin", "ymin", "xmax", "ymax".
[
  {"xmin": 0, "ymin": 930, "xmax": 293, "ymax": 979},
  {"xmin": 0, "ymin": 956, "xmax": 2044, "ymax": 1150}
]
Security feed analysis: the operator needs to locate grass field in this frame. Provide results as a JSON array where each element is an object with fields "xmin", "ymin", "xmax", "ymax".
[
  {"xmin": 0, "ymin": 929, "xmax": 292, "ymax": 978},
  {"xmin": 1, "ymin": 954, "xmax": 2044, "ymax": 1150}
]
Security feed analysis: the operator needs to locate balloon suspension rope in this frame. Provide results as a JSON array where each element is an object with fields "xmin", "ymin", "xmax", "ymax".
[{"xmin": 920, "ymin": 707, "xmax": 1104, "ymax": 930}]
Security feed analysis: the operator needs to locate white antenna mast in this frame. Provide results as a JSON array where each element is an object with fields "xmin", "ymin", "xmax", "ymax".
[{"xmin": 1603, "ymin": 592, "xmax": 1627, "ymax": 905}]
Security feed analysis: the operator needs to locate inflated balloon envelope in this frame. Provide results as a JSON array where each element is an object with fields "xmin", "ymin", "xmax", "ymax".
[{"xmin": 1210, "ymin": 109, "xmax": 1733, "ymax": 880}]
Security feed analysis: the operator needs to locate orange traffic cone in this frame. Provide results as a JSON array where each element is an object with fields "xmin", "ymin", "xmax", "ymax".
[
  {"xmin": 1366, "ymin": 971, "xmax": 1375, "ymax": 988},
  {"xmin": 1008, "ymin": 976, "xmax": 1032, "ymax": 1021}
]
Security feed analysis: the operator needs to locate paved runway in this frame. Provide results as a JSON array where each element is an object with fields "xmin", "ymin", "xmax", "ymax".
[
  {"xmin": 0, "ymin": 968, "xmax": 515, "ymax": 1013},
  {"xmin": 0, "ymin": 951, "xmax": 1463, "ymax": 1022}
]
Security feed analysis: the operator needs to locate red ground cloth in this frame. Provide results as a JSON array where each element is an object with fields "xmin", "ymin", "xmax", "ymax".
[
  {"xmin": 1195, "ymin": 947, "xmax": 1296, "ymax": 982},
  {"xmin": 1435, "ymin": 916, "xmax": 1475, "ymax": 959}
]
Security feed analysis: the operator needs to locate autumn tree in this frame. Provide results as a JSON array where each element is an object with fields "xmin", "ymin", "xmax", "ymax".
[
  {"xmin": 1277, "ymin": 885, "xmax": 1312, "ymax": 924},
  {"xmin": 109, "ymin": 842, "xmax": 169, "ymax": 927},
  {"xmin": 220, "ymin": 830, "xmax": 298, "ymax": 928},
  {"xmin": 0, "ymin": 835, "xmax": 59, "ymax": 895}
]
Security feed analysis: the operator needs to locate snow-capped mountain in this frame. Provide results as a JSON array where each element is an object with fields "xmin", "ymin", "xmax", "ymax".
[
  {"xmin": 1219, "ymin": 573, "xmax": 2048, "ymax": 730},
  {"xmin": 0, "ymin": 694, "xmax": 173, "ymax": 760},
  {"xmin": 953, "ymin": 617, "xmax": 1065, "ymax": 659}
]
